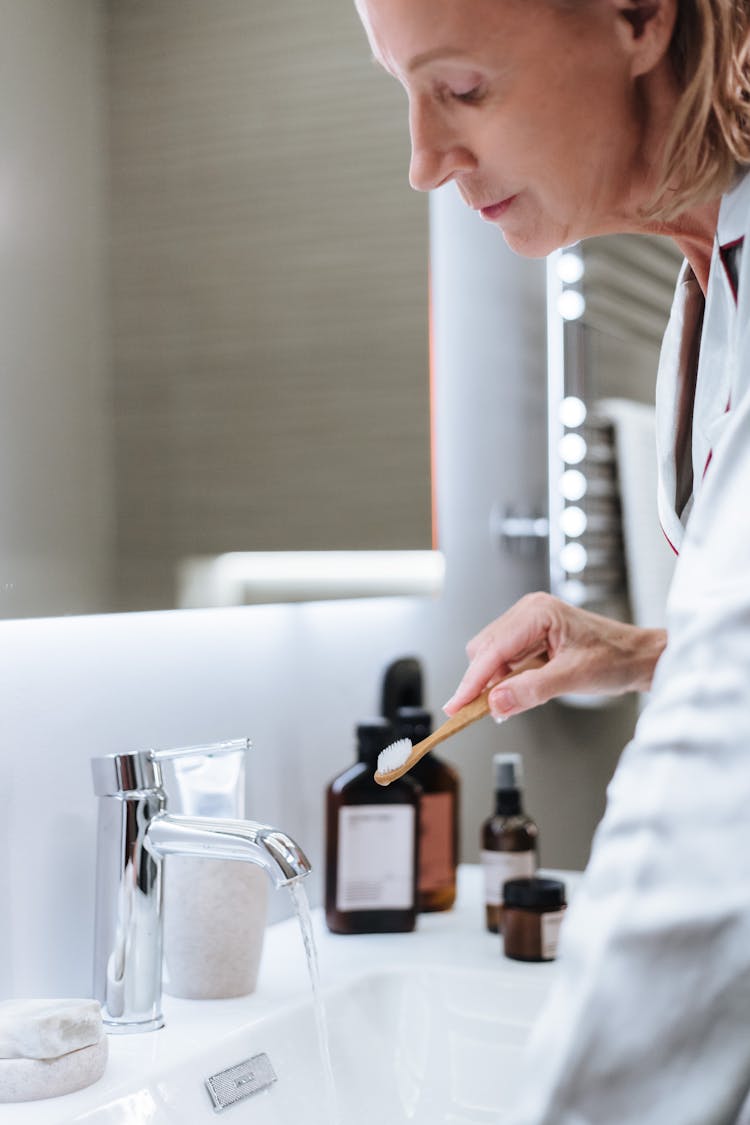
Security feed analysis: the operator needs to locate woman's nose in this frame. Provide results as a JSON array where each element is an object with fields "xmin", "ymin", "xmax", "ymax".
[{"xmin": 408, "ymin": 98, "xmax": 476, "ymax": 192}]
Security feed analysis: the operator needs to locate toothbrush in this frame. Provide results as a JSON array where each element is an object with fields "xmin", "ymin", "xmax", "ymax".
[{"xmin": 374, "ymin": 655, "xmax": 548, "ymax": 786}]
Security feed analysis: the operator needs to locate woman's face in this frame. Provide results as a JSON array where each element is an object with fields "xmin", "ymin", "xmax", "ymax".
[{"xmin": 356, "ymin": 0, "xmax": 667, "ymax": 256}]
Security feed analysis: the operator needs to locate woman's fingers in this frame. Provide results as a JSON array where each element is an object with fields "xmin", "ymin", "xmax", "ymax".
[
  {"xmin": 443, "ymin": 646, "xmax": 513, "ymax": 715},
  {"xmin": 487, "ymin": 655, "xmax": 577, "ymax": 718},
  {"xmin": 444, "ymin": 594, "xmax": 662, "ymax": 719},
  {"xmin": 444, "ymin": 593, "xmax": 557, "ymax": 715}
]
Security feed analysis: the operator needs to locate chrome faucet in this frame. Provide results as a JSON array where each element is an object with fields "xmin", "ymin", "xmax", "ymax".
[{"xmin": 90, "ymin": 747, "xmax": 312, "ymax": 1033}]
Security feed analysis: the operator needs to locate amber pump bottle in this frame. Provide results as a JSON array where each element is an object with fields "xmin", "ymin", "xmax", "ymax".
[
  {"xmin": 395, "ymin": 706, "xmax": 459, "ymax": 913},
  {"xmin": 480, "ymin": 753, "xmax": 538, "ymax": 934},
  {"xmin": 325, "ymin": 718, "xmax": 420, "ymax": 934}
]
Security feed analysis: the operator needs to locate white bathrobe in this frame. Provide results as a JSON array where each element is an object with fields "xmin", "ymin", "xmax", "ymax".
[{"xmin": 513, "ymin": 170, "xmax": 750, "ymax": 1125}]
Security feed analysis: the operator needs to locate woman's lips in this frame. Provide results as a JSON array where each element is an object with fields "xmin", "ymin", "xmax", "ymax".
[{"xmin": 479, "ymin": 195, "xmax": 517, "ymax": 221}]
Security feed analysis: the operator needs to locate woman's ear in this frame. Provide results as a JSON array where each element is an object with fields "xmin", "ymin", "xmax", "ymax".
[{"xmin": 611, "ymin": 0, "xmax": 677, "ymax": 77}]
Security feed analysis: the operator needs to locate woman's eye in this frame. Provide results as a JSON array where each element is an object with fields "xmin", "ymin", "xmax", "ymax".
[
  {"xmin": 432, "ymin": 77, "xmax": 486, "ymax": 107},
  {"xmin": 450, "ymin": 85, "xmax": 484, "ymax": 105}
]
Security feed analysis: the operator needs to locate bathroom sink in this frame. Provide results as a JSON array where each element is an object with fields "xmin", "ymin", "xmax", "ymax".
[
  {"xmin": 4, "ymin": 867, "xmax": 571, "ymax": 1125},
  {"xmin": 68, "ymin": 965, "xmax": 549, "ymax": 1124}
]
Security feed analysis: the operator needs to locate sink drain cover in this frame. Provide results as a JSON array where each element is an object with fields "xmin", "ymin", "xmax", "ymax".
[{"xmin": 205, "ymin": 1052, "xmax": 277, "ymax": 1112}]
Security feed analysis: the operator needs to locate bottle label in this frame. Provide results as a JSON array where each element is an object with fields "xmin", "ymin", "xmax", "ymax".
[
  {"xmin": 419, "ymin": 792, "xmax": 454, "ymax": 894},
  {"xmin": 541, "ymin": 910, "xmax": 565, "ymax": 960},
  {"xmin": 539, "ymin": 904, "xmax": 562, "ymax": 958},
  {"xmin": 480, "ymin": 849, "xmax": 536, "ymax": 907},
  {"xmin": 336, "ymin": 805, "xmax": 416, "ymax": 912}
]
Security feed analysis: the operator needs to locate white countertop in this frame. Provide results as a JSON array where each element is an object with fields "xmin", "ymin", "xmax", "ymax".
[{"xmin": 1, "ymin": 865, "xmax": 579, "ymax": 1124}]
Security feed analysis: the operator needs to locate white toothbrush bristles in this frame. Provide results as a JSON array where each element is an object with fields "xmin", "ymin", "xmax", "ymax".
[{"xmin": 376, "ymin": 738, "xmax": 413, "ymax": 776}]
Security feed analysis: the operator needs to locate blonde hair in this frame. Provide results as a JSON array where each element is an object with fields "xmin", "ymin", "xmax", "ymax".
[{"xmin": 653, "ymin": 0, "xmax": 750, "ymax": 218}]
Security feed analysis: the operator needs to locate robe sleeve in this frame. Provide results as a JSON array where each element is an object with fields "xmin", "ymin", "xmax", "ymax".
[{"xmin": 510, "ymin": 377, "xmax": 750, "ymax": 1124}]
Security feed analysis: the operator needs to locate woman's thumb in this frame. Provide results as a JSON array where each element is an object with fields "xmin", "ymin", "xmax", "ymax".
[{"xmin": 487, "ymin": 658, "xmax": 565, "ymax": 719}]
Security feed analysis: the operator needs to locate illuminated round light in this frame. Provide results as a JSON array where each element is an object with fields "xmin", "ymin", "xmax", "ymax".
[
  {"xmin": 557, "ymin": 252, "xmax": 585, "ymax": 284},
  {"xmin": 559, "ymin": 433, "xmax": 587, "ymax": 465},
  {"xmin": 562, "ymin": 579, "xmax": 586, "ymax": 606},
  {"xmin": 560, "ymin": 542, "xmax": 588, "ymax": 574},
  {"xmin": 558, "ymin": 289, "xmax": 586, "ymax": 321},
  {"xmin": 560, "ymin": 506, "xmax": 587, "ymax": 538},
  {"xmin": 559, "ymin": 395, "xmax": 587, "ymax": 428},
  {"xmin": 560, "ymin": 469, "xmax": 587, "ymax": 501}
]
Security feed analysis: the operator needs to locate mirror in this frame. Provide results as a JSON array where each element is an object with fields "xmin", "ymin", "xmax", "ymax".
[
  {"xmin": 580, "ymin": 233, "xmax": 684, "ymax": 401},
  {"xmin": 546, "ymin": 233, "xmax": 683, "ymax": 626},
  {"xmin": 1, "ymin": 0, "xmax": 432, "ymax": 620}
]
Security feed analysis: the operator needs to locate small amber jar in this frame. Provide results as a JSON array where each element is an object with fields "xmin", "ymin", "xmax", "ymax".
[{"xmin": 502, "ymin": 877, "xmax": 567, "ymax": 962}]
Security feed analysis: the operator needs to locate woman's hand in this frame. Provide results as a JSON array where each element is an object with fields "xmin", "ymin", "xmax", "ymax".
[{"xmin": 443, "ymin": 592, "xmax": 667, "ymax": 720}]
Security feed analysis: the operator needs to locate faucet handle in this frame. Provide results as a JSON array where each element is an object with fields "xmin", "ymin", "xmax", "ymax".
[
  {"xmin": 91, "ymin": 740, "xmax": 251, "ymax": 797},
  {"xmin": 91, "ymin": 749, "xmax": 163, "ymax": 797}
]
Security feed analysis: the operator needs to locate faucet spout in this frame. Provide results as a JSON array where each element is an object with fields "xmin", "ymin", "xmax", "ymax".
[
  {"xmin": 90, "ymin": 747, "xmax": 311, "ymax": 1033},
  {"xmin": 146, "ymin": 813, "xmax": 311, "ymax": 888}
]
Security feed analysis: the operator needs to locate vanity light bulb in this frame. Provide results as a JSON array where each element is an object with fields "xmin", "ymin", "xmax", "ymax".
[
  {"xmin": 561, "ymin": 578, "xmax": 586, "ymax": 606},
  {"xmin": 560, "ymin": 542, "xmax": 588, "ymax": 574},
  {"xmin": 560, "ymin": 506, "xmax": 587, "ymax": 538},
  {"xmin": 559, "ymin": 396, "xmax": 587, "ymax": 428},
  {"xmin": 560, "ymin": 469, "xmax": 587, "ymax": 502},
  {"xmin": 559, "ymin": 433, "xmax": 587, "ymax": 465},
  {"xmin": 556, "ymin": 252, "xmax": 585, "ymax": 285},
  {"xmin": 558, "ymin": 290, "xmax": 586, "ymax": 321}
]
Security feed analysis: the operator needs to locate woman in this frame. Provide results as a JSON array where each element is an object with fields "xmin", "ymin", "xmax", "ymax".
[{"xmin": 355, "ymin": 0, "xmax": 750, "ymax": 1121}]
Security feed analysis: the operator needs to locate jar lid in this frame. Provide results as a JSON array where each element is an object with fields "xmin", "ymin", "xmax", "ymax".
[{"xmin": 503, "ymin": 877, "xmax": 566, "ymax": 911}]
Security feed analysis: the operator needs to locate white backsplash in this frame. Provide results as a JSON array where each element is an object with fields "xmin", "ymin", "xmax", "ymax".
[{"xmin": 0, "ymin": 597, "xmax": 433, "ymax": 997}]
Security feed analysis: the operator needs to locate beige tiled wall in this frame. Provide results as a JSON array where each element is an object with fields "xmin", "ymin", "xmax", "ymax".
[{"xmin": 105, "ymin": 0, "xmax": 432, "ymax": 610}]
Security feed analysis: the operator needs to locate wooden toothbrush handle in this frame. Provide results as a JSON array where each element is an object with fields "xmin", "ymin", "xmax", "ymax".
[
  {"xmin": 374, "ymin": 655, "xmax": 549, "ymax": 785},
  {"xmin": 433, "ymin": 690, "xmax": 492, "ymax": 740},
  {"xmin": 413, "ymin": 692, "xmax": 490, "ymax": 757}
]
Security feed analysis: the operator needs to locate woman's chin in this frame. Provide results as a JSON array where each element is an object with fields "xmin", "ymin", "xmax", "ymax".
[
  {"xmin": 499, "ymin": 221, "xmax": 570, "ymax": 260},
  {"xmin": 485, "ymin": 202, "xmax": 573, "ymax": 259}
]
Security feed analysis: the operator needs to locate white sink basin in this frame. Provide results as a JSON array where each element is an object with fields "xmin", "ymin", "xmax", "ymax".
[
  {"xmin": 2, "ymin": 867, "xmax": 572, "ymax": 1125},
  {"xmin": 70, "ymin": 966, "xmax": 549, "ymax": 1124}
]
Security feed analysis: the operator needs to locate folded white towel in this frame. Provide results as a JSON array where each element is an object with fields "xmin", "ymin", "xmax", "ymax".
[
  {"xmin": 0, "ymin": 999, "xmax": 103, "ymax": 1060},
  {"xmin": 597, "ymin": 397, "xmax": 675, "ymax": 629}
]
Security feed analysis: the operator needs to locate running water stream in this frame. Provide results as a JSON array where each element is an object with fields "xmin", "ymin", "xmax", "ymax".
[{"xmin": 288, "ymin": 879, "xmax": 340, "ymax": 1125}]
